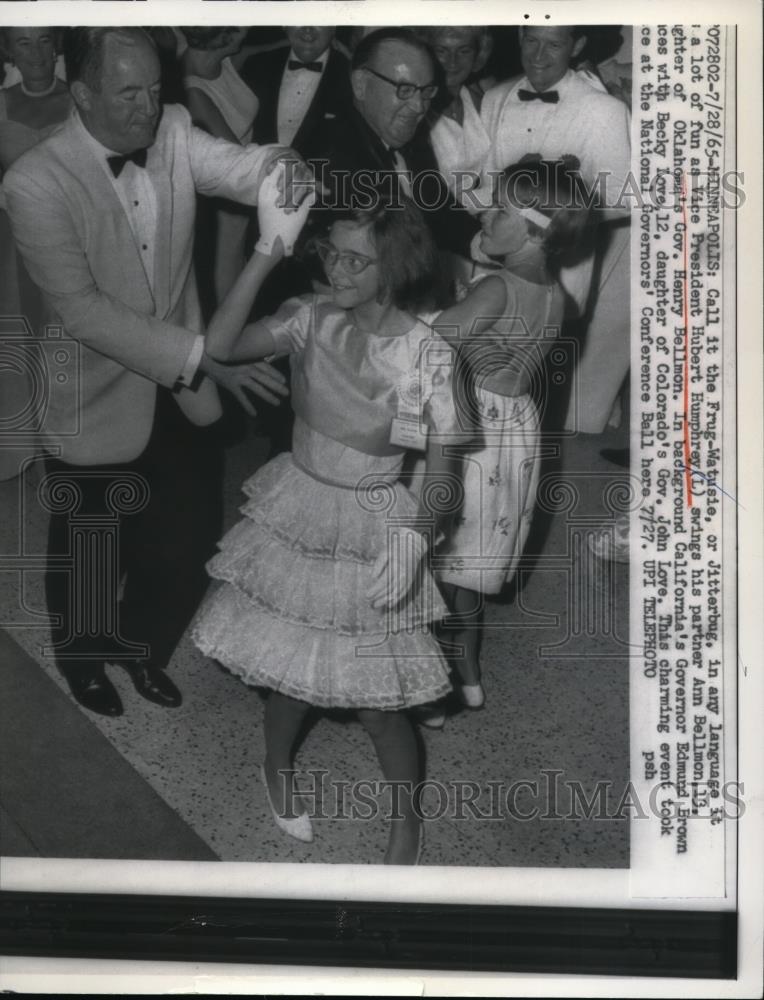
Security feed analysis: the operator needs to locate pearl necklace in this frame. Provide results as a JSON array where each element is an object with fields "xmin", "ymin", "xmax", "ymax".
[{"xmin": 20, "ymin": 78, "xmax": 59, "ymax": 98}]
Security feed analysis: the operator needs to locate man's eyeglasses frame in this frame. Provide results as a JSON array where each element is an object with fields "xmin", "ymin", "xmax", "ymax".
[{"xmin": 361, "ymin": 65, "xmax": 439, "ymax": 102}]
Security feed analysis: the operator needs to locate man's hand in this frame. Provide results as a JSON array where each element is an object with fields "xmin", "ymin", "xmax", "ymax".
[
  {"xmin": 259, "ymin": 147, "xmax": 323, "ymax": 213},
  {"xmin": 198, "ymin": 352, "xmax": 288, "ymax": 416}
]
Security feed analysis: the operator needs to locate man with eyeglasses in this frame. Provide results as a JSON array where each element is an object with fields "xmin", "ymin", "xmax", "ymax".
[
  {"xmin": 319, "ymin": 28, "xmax": 478, "ymax": 264},
  {"xmin": 351, "ymin": 35, "xmax": 438, "ymax": 153}
]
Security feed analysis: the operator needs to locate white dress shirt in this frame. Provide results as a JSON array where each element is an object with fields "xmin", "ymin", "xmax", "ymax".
[
  {"xmin": 276, "ymin": 47, "xmax": 329, "ymax": 146},
  {"xmin": 481, "ymin": 69, "xmax": 631, "ymax": 209},
  {"xmin": 75, "ymin": 113, "xmax": 203, "ymax": 386},
  {"xmin": 391, "ymin": 149, "xmax": 413, "ymax": 197},
  {"xmin": 480, "ymin": 69, "xmax": 632, "ymax": 312},
  {"xmin": 430, "ymin": 87, "xmax": 491, "ymax": 213}
]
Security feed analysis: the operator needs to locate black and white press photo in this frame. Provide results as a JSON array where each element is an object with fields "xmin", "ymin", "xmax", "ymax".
[{"xmin": 0, "ymin": 7, "xmax": 759, "ymax": 990}]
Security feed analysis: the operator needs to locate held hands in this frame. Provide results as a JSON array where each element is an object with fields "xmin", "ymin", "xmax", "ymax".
[
  {"xmin": 469, "ymin": 229, "xmax": 494, "ymax": 265},
  {"xmin": 259, "ymin": 146, "xmax": 317, "ymax": 205},
  {"xmin": 198, "ymin": 352, "xmax": 288, "ymax": 417},
  {"xmin": 366, "ymin": 526, "xmax": 429, "ymax": 611},
  {"xmin": 255, "ymin": 155, "xmax": 317, "ymax": 257}
]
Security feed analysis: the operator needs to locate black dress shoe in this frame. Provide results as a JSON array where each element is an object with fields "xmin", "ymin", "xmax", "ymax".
[
  {"xmin": 124, "ymin": 664, "xmax": 182, "ymax": 708},
  {"xmin": 60, "ymin": 668, "xmax": 123, "ymax": 717},
  {"xmin": 600, "ymin": 447, "xmax": 630, "ymax": 468}
]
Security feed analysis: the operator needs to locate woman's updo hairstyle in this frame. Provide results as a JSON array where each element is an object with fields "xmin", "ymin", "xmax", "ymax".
[
  {"xmin": 502, "ymin": 155, "xmax": 592, "ymax": 259},
  {"xmin": 179, "ymin": 26, "xmax": 238, "ymax": 51}
]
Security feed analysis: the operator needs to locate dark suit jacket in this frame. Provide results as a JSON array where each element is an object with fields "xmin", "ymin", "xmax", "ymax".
[
  {"xmin": 240, "ymin": 44, "xmax": 353, "ymax": 162},
  {"xmin": 239, "ymin": 44, "xmax": 355, "ymax": 315},
  {"xmin": 318, "ymin": 105, "xmax": 479, "ymax": 260}
]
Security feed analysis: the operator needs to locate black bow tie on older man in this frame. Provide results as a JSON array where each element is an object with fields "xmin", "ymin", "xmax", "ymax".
[
  {"xmin": 288, "ymin": 59, "xmax": 322, "ymax": 72},
  {"xmin": 107, "ymin": 147, "xmax": 148, "ymax": 178},
  {"xmin": 517, "ymin": 88, "xmax": 559, "ymax": 104}
]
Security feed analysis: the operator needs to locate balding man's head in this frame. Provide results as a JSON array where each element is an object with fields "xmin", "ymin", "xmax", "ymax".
[
  {"xmin": 351, "ymin": 29, "xmax": 438, "ymax": 148},
  {"xmin": 67, "ymin": 27, "xmax": 162, "ymax": 154},
  {"xmin": 65, "ymin": 26, "xmax": 155, "ymax": 90}
]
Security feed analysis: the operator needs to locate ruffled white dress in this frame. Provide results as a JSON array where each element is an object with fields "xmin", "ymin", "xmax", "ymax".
[{"xmin": 192, "ymin": 296, "xmax": 459, "ymax": 709}]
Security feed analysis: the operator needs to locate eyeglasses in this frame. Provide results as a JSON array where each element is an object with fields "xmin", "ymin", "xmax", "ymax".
[
  {"xmin": 362, "ymin": 66, "xmax": 439, "ymax": 102},
  {"xmin": 314, "ymin": 241, "xmax": 378, "ymax": 275}
]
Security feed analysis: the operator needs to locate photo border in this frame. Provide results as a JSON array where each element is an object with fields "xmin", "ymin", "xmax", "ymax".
[{"xmin": 0, "ymin": 0, "xmax": 761, "ymax": 995}]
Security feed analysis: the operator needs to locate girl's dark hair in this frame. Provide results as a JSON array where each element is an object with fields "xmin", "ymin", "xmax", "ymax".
[
  {"xmin": 314, "ymin": 198, "xmax": 443, "ymax": 314},
  {"xmin": 501, "ymin": 156, "xmax": 592, "ymax": 258}
]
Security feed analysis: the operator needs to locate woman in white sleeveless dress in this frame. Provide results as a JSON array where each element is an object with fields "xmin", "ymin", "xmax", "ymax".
[{"xmin": 181, "ymin": 27, "xmax": 260, "ymax": 307}]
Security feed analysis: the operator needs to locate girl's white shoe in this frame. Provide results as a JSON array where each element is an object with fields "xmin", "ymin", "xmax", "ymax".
[
  {"xmin": 260, "ymin": 765, "xmax": 313, "ymax": 843},
  {"xmin": 458, "ymin": 683, "xmax": 485, "ymax": 709},
  {"xmin": 414, "ymin": 703, "xmax": 446, "ymax": 729}
]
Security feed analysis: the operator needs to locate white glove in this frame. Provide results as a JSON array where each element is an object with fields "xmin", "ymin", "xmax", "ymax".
[
  {"xmin": 366, "ymin": 526, "xmax": 429, "ymax": 611},
  {"xmin": 255, "ymin": 160, "xmax": 315, "ymax": 257}
]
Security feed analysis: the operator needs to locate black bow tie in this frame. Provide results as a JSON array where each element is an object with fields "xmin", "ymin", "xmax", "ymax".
[
  {"xmin": 107, "ymin": 148, "xmax": 148, "ymax": 178},
  {"xmin": 288, "ymin": 59, "xmax": 322, "ymax": 73},
  {"xmin": 518, "ymin": 88, "xmax": 559, "ymax": 104}
]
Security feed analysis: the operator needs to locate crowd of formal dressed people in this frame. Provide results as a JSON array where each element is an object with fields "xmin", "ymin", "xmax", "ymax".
[{"xmin": 0, "ymin": 24, "xmax": 632, "ymax": 864}]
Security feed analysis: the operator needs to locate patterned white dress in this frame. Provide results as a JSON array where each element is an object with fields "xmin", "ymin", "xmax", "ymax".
[
  {"xmin": 192, "ymin": 296, "xmax": 460, "ymax": 709},
  {"xmin": 435, "ymin": 270, "xmax": 566, "ymax": 594}
]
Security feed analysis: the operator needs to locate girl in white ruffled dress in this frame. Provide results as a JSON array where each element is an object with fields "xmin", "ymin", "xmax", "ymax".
[
  {"xmin": 427, "ymin": 159, "xmax": 590, "ymax": 709},
  {"xmin": 192, "ymin": 178, "xmax": 466, "ymax": 865}
]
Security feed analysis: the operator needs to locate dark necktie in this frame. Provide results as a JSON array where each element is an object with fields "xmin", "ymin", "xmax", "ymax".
[
  {"xmin": 107, "ymin": 148, "xmax": 148, "ymax": 178},
  {"xmin": 287, "ymin": 59, "xmax": 322, "ymax": 72},
  {"xmin": 517, "ymin": 88, "xmax": 559, "ymax": 104}
]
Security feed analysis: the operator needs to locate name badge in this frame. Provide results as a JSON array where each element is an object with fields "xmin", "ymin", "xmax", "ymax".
[{"xmin": 390, "ymin": 414, "xmax": 428, "ymax": 451}]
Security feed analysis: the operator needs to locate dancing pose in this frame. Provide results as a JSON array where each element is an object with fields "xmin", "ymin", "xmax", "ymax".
[
  {"xmin": 429, "ymin": 158, "xmax": 590, "ymax": 708},
  {"xmin": 4, "ymin": 26, "xmax": 299, "ymax": 717},
  {"xmin": 192, "ymin": 178, "xmax": 465, "ymax": 864}
]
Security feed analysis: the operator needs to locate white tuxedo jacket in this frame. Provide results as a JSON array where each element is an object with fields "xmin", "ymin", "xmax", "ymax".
[
  {"xmin": 5, "ymin": 104, "xmax": 278, "ymax": 464},
  {"xmin": 480, "ymin": 70, "xmax": 631, "ymax": 313}
]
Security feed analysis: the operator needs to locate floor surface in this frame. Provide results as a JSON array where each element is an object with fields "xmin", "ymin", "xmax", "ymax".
[{"xmin": 0, "ymin": 419, "xmax": 630, "ymax": 868}]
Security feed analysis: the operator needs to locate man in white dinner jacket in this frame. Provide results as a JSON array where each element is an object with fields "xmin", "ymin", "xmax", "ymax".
[
  {"xmin": 5, "ymin": 26, "xmax": 306, "ymax": 717},
  {"xmin": 481, "ymin": 25, "xmax": 632, "ymax": 433}
]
